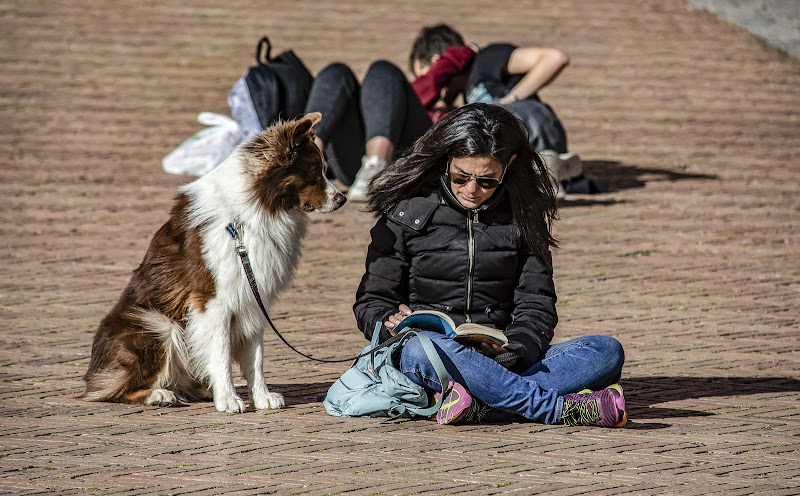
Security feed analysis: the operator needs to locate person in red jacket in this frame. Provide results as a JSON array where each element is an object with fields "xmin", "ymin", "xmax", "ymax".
[
  {"xmin": 410, "ymin": 43, "xmax": 476, "ymax": 123},
  {"xmin": 408, "ymin": 24, "xmax": 583, "ymax": 197}
]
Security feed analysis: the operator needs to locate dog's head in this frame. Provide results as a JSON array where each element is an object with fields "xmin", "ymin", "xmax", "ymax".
[{"xmin": 240, "ymin": 112, "xmax": 346, "ymax": 215}]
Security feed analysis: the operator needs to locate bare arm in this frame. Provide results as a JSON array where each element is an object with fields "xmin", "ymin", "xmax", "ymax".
[{"xmin": 497, "ymin": 47, "xmax": 570, "ymax": 104}]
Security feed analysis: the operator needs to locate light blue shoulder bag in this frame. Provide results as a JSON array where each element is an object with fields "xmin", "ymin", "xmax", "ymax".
[{"xmin": 323, "ymin": 324, "xmax": 449, "ymax": 421}]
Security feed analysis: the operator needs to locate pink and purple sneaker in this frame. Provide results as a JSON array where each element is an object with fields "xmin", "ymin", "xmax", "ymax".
[
  {"xmin": 433, "ymin": 382, "xmax": 492, "ymax": 425},
  {"xmin": 561, "ymin": 384, "xmax": 628, "ymax": 427}
]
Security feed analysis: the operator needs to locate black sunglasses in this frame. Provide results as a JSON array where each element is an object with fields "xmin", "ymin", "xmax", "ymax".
[{"xmin": 446, "ymin": 160, "xmax": 508, "ymax": 189}]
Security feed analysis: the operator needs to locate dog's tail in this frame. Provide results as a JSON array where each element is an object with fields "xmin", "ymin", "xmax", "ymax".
[
  {"xmin": 80, "ymin": 307, "xmax": 199, "ymax": 403},
  {"xmin": 126, "ymin": 307, "xmax": 193, "ymax": 386}
]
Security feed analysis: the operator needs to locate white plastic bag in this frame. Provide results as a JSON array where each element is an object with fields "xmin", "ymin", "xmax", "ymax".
[{"xmin": 162, "ymin": 112, "xmax": 242, "ymax": 176}]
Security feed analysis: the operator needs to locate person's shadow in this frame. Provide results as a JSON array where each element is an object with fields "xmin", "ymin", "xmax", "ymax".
[
  {"xmin": 241, "ymin": 376, "xmax": 799, "ymax": 432},
  {"xmin": 560, "ymin": 159, "xmax": 718, "ymax": 206},
  {"xmin": 620, "ymin": 376, "xmax": 800, "ymax": 430}
]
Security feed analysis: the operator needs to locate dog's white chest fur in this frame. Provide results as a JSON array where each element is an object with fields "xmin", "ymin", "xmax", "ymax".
[{"xmin": 185, "ymin": 153, "xmax": 309, "ymax": 333}]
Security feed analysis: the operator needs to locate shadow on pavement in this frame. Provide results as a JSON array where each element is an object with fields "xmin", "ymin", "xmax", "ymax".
[
  {"xmin": 559, "ymin": 197, "xmax": 626, "ymax": 207},
  {"xmin": 625, "ymin": 375, "xmax": 800, "ymax": 403},
  {"xmin": 612, "ymin": 375, "xmax": 800, "ymax": 429},
  {"xmin": 240, "ymin": 382, "xmax": 333, "ymax": 405},
  {"xmin": 583, "ymin": 159, "xmax": 719, "ymax": 192},
  {"xmin": 250, "ymin": 377, "xmax": 798, "ymax": 431}
]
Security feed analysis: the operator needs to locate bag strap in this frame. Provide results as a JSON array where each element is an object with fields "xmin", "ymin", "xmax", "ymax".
[
  {"xmin": 379, "ymin": 327, "xmax": 450, "ymax": 421},
  {"xmin": 367, "ymin": 321, "xmax": 384, "ymax": 370},
  {"xmin": 256, "ymin": 36, "xmax": 272, "ymax": 64},
  {"xmin": 404, "ymin": 330, "xmax": 450, "ymax": 417}
]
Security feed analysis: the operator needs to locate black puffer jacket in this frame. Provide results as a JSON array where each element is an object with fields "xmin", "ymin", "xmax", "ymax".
[{"xmin": 353, "ymin": 184, "xmax": 558, "ymax": 370}]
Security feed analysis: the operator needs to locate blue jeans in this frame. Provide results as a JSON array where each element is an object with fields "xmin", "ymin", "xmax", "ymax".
[{"xmin": 399, "ymin": 333, "xmax": 625, "ymax": 424}]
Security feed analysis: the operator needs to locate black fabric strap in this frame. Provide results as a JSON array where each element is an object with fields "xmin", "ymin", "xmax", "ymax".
[{"xmin": 256, "ymin": 36, "xmax": 272, "ymax": 63}]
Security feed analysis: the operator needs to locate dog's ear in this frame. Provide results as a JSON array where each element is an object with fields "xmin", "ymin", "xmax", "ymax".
[
  {"xmin": 294, "ymin": 112, "xmax": 322, "ymax": 137},
  {"xmin": 279, "ymin": 113, "xmax": 323, "ymax": 165},
  {"xmin": 305, "ymin": 112, "xmax": 322, "ymax": 128}
]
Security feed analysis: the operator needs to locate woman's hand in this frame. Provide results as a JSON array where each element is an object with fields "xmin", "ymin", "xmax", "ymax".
[
  {"xmin": 384, "ymin": 304, "xmax": 413, "ymax": 336},
  {"xmin": 480, "ymin": 342, "xmax": 518, "ymax": 369}
]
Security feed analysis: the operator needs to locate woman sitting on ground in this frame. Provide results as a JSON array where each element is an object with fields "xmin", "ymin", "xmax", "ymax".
[{"xmin": 353, "ymin": 103, "xmax": 628, "ymax": 426}]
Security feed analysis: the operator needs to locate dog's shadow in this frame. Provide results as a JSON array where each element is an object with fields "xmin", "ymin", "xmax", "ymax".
[{"xmin": 236, "ymin": 382, "xmax": 332, "ymax": 406}]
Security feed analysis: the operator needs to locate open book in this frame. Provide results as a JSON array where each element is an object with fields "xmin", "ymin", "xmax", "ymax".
[{"xmin": 396, "ymin": 310, "xmax": 508, "ymax": 347}]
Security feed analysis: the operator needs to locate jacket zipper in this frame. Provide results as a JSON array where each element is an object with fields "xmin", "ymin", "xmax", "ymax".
[{"xmin": 466, "ymin": 210, "xmax": 475, "ymax": 322}]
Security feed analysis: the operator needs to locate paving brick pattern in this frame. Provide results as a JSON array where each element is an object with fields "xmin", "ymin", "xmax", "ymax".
[{"xmin": 1, "ymin": 0, "xmax": 799, "ymax": 494}]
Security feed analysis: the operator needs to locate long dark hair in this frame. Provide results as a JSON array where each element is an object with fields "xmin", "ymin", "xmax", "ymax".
[{"xmin": 366, "ymin": 103, "xmax": 558, "ymax": 264}]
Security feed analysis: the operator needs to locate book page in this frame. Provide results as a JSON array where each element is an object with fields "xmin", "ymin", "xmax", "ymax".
[
  {"xmin": 456, "ymin": 322, "xmax": 508, "ymax": 344},
  {"xmin": 453, "ymin": 332, "xmax": 507, "ymax": 347}
]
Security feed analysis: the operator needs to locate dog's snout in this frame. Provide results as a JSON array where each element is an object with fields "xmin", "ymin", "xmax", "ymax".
[{"xmin": 333, "ymin": 192, "xmax": 347, "ymax": 209}]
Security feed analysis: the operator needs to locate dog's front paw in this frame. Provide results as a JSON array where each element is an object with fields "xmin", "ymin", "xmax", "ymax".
[
  {"xmin": 252, "ymin": 391, "xmax": 285, "ymax": 410},
  {"xmin": 147, "ymin": 389, "xmax": 177, "ymax": 407},
  {"xmin": 215, "ymin": 395, "xmax": 246, "ymax": 413}
]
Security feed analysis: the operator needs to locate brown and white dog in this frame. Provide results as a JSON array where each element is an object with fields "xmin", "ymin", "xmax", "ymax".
[{"xmin": 81, "ymin": 112, "xmax": 345, "ymax": 413}]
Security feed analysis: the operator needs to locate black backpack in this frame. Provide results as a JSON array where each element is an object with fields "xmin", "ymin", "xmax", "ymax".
[{"xmin": 227, "ymin": 37, "xmax": 314, "ymax": 138}]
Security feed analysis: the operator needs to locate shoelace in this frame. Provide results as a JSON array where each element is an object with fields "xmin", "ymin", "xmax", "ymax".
[
  {"xmin": 562, "ymin": 397, "xmax": 600, "ymax": 426},
  {"xmin": 463, "ymin": 401, "xmax": 493, "ymax": 423}
]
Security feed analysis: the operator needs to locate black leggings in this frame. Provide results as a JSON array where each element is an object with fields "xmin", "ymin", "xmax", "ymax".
[{"xmin": 305, "ymin": 60, "xmax": 432, "ymax": 185}]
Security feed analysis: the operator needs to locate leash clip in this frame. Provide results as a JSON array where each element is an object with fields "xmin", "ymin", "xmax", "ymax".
[{"xmin": 226, "ymin": 222, "xmax": 246, "ymax": 252}]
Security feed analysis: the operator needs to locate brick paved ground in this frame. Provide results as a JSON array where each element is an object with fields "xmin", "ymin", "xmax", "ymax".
[{"xmin": 2, "ymin": 0, "xmax": 799, "ymax": 494}]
